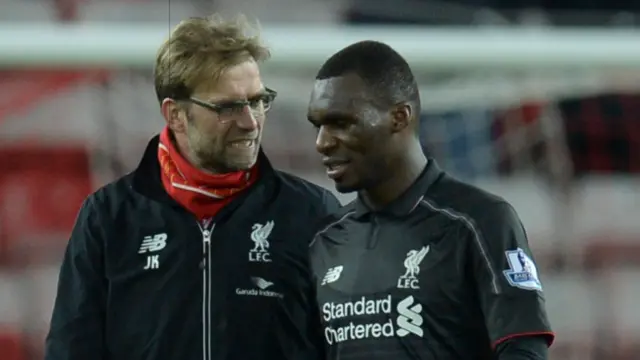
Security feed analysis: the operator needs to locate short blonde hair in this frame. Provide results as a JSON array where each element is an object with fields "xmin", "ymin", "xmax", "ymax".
[{"xmin": 154, "ymin": 14, "xmax": 270, "ymax": 103}]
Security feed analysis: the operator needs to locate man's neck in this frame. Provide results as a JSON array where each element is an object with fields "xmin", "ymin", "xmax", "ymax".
[{"xmin": 360, "ymin": 143, "xmax": 427, "ymax": 211}]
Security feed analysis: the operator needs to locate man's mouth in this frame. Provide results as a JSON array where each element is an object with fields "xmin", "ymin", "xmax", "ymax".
[
  {"xmin": 229, "ymin": 140, "xmax": 256, "ymax": 149},
  {"xmin": 323, "ymin": 159, "xmax": 351, "ymax": 179}
]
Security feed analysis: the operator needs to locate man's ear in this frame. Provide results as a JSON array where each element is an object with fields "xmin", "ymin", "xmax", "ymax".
[
  {"xmin": 161, "ymin": 98, "xmax": 188, "ymax": 134},
  {"xmin": 390, "ymin": 103, "xmax": 412, "ymax": 134}
]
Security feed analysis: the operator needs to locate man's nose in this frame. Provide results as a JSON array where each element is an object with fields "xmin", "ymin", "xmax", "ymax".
[
  {"xmin": 235, "ymin": 106, "xmax": 258, "ymax": 130},
  {"xmin": 315, "ymin": 126, "xmax": 337, "ymax": 155}
]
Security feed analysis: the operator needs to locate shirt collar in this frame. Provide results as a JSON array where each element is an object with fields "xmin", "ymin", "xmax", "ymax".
[{"xmin": 354, "ymin": 158, "xmax": 443, "ymax": 218}]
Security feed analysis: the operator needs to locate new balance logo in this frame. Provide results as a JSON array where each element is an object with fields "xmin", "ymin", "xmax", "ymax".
[
  {"xmin": 139, "ymin": 234, "xmax": 167, "ymax": 254},
  {"xmin": 322, "ymin": 266, "xmax": 343, "ymax": 286},
  {"xmin": 396, "ymin": 295, "xmax": 423, "ymax": 337},
  {"xmin": 139, "ymin": 233, "xmax": 167, "ymax": 270}
]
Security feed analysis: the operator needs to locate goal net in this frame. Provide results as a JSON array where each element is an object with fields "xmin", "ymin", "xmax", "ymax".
[{"xmin": 1, "ymin": 24, "xmax": 640, "ymax": 360}]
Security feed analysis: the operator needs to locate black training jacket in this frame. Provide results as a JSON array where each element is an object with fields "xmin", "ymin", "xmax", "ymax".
[{"xmin": 45, "ymin": 135, "xmax": 340, "ymax": 360}]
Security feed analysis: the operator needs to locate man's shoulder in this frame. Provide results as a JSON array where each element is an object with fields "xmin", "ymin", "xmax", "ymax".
[
  {"xmin": 274, "ymin": 170, "xmax": 330, "ymax": 197},
  {"xmin": 425, "ymin": 174, "xmax": 518, "ymax": 228},
  {"xmin": 67, "ymin": 173, "xmax": 142, "ymax": 249},
  {"xmin": 273, "ymin": 170, "xmax": 341, "ymax": 213},
  {"xmin": 82, "ymin": 172, "xmax": 141, "ymax": 219},
  {"xmin": 311, "ymin": 200, "xmax": 355, "ymax": 238}
]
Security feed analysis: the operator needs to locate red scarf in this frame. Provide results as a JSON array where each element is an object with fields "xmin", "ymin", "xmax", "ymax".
[{"xmin": 157, "ymin": 127, "xmax": 258, "ymax": 220}]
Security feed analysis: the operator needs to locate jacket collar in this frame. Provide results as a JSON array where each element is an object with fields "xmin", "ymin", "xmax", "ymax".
[{"xmin": 131, "ymin": 134, "xmax": 278, "ymax": 207}]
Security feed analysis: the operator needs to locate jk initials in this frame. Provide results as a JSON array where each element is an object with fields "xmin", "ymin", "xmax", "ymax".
[{"xmin": 144, "ymin": 255, "xmax": 160, "ymax": 270}]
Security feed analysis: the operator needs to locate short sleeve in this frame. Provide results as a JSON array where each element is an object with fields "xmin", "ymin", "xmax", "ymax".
[{"xmin": 468, "ymin": 201, "xmax": 554, "ymax": 348}]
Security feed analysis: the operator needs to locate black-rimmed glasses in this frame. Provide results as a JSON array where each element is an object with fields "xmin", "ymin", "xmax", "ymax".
[{"xmin": 187, "ymin": 87, "xmax": 277, "ymax": 121}]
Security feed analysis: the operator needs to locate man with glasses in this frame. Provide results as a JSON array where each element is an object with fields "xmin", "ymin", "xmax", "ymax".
[{"xmin": 45, "ymin": 14, "xmax": 339, "ymax": 360}]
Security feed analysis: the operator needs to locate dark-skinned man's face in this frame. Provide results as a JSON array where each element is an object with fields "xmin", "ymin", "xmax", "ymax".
[{"xmin": 307, "ymin": 73, "xmax": 396, "ymax": 193}]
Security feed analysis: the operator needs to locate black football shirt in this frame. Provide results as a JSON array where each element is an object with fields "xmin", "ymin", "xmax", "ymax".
[{"xmin": 310, "ymin": 160, "xmax": 554, "ymax": 360}]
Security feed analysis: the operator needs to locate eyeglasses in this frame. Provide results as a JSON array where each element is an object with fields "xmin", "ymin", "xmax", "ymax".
[{"xmin": 187, "ymin": 87, "xmax": 277, "ymax": 121}]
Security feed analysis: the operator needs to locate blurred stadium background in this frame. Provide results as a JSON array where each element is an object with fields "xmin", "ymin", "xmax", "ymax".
[{"xmin": 0, "ymin": 0, "xmax": 640, "ymax": 359}]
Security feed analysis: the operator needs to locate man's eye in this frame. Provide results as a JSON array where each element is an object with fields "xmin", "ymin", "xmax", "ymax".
[
  {"xmin": 333, "ymin": 120, "xmax": 350, "ymax": 129},
  {"xmin": 249, "ymin": 99, "xmax": 263, "ymax": 109},
  {"xmin": 219, "ymin": 107, "xmax": 238, "ymax": 116}
]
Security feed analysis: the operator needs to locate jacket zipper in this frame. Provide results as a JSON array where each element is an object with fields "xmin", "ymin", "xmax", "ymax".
[{"xmin": 198, "ymin": 220, "xmax": 215, "ymax": 360}]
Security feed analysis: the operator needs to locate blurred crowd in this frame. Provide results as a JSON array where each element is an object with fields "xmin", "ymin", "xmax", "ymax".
[{"xmin": 344, "ymin": 0, "xmax": 640, "ymax": 26}]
